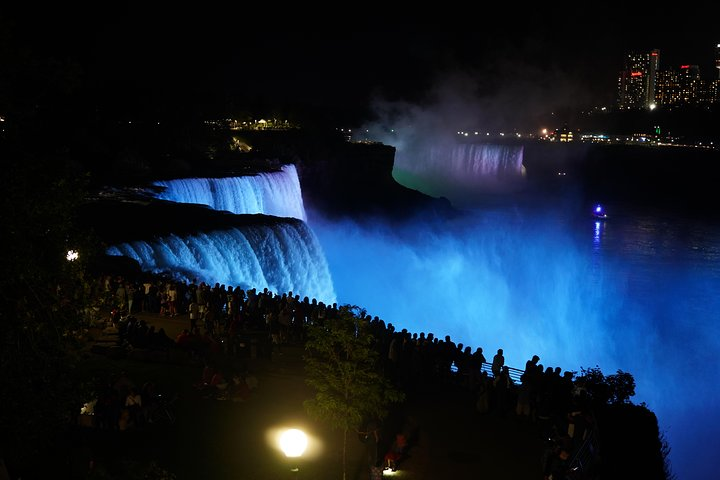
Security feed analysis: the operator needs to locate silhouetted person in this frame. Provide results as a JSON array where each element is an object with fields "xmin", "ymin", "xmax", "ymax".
[
  {"xmin": 491, "ymin": 348, "xmax": 505, "ymax": 377},
  {"xmin": 494, "ymin": 365, "xmax": 513, "ymax": 417}
]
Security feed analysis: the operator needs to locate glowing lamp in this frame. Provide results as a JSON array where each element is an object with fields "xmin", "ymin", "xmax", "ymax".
[
  {"xmin": 279, "ymin": 428, "xmax": 308, "ymax": 458},
  {"xmin": 66, "ymin": 250, "xmax": 79, "ymax": 262}
]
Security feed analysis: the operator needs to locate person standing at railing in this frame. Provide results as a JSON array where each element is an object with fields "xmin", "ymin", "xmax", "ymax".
[
  {"xmin": 524, "ymin": 355, "xmax": 541, "ymax": 421},
  {"xmin": 468, "ymin": 347, "xmax": 486, "ymax": 389},
  {"xmin": 491, "ymin": 348, "xmax": 505, "ymax": 377}
]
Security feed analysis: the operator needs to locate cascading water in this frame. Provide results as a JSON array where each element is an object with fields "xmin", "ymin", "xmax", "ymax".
[
  {"xmin": 105, "ymin": 163, "xmax": 334, "ymax": 302},
  {"xmin": 393, "ymin": 142, "xmax": 526, "ymax": 205},
  {"xmin": 151, "ymin": 164, "xmax": 307, "ymax": 220},
  {"xmin": 107, "ymin": 219, "xmax": 336, "ymax": 304}
]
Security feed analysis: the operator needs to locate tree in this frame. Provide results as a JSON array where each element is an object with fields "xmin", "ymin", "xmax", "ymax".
[
  {"xmin": 0, "ymin": 138, "xmax": 99, "ymax": 477},
  {"xmin": 575, "ymin": 366, "xmax": 636, "ymax": 406},
  {"xmin": 574, "ymin": 366, "xmax": 671, "ymax": 479},
  {"xmin": 303, "ymin": 305, "xmax": 404, "ymax": 480}
]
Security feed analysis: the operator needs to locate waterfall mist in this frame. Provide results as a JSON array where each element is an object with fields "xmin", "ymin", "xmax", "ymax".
[
  {"xmin": 306, "ymin": 203, "xmax": 720, "ymax": 480},
  {"xmin": 308, "ymin": 206, "xmax": 619, "ymax": 372}
]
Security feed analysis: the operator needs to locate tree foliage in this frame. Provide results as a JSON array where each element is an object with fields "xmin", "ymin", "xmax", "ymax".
[
  {"xmin": 303, "ymin": 305, "xmax": 404, "ymax": 478},
  {"xmin": 575, "ymin": 366, "xmax": 636, "ymax": 406},
  {"xmin": 304, "ymin": 305, "xmax": 404, "ymax": 429},
  {"xmin": 0, "ymin": 142, "xmax": 99, "ymax": 476}
]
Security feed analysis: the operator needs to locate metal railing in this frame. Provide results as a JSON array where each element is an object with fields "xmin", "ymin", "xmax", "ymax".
[
  {"xmin": 480, "ymin": 362, "xmax": 525, "ymax": 383},
  {"xmin": 567, "ymin": 417, "xmax": 601, "ymax": 479}
]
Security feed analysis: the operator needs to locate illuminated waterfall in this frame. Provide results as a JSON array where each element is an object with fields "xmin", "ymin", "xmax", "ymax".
[
  {"xmin": 393, "ymin": 143, "xmax": 526, "ymax": 205},
  {"xmin": 107, "ymin": 219, "xmax": 336, "ymax": 304},
  {"xmin": 420, "ymin": 143, "xmax": 525, "ymax": 178},
  {"xmin": 152, "ymin": 164, "xmax": 306, "ymax": 220}
]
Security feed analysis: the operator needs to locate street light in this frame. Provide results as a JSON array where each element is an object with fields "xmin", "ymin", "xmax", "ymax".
[{"xmin": 279, "ymin": 428, "xmax": 308, "ymax": 474}]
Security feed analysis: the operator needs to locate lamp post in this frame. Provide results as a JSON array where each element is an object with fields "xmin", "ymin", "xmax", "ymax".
[{"xmin": 279, "ymin": 428, "xmax": 308, "ymax": 476}]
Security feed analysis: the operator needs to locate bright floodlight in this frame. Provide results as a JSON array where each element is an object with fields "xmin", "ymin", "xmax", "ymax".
[
  {"xmin": 66, "ymin": 250, "xmax": 79, "ymax": 262},
  {"xmin": 279, "ymin": 428, "xmax": 308, "ymax": 458}
]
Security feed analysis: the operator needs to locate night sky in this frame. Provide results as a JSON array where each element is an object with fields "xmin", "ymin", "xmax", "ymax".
[{"xmin": 1, "ymin": 11, "xmax": 717, "ymax": 128}]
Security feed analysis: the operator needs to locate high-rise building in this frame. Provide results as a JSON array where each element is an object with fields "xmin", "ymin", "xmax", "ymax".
[
  {"xmin": 655, "ymin": 69, "xmax": 680, "ymax": 106},
  {"xmin": 622, "ymin": 45, "xmax": 720, "ymax": 108},
  {"xmin": 617, "ymin": 49, "xmax": 660, "ymax": 109},
  {"xmin": 678, "ymin": 64, "xmax": 702, "ymax": 104},
  {"xmin": 649, "ymin": 49, "xmax": 660, "ymax": 105},
  {"xmin": 655, "ymin": 63, "xmax": 718, "ymax": 107}
]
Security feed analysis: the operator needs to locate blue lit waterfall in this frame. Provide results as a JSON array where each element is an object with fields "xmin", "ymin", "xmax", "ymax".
[
  {"xmin": 107, "ymin": 219, "xmax": 336, "ymax": 304},
  {"xmin": 152, "ymin": 164, "xmax": 307, "ymax": 220},
  {"xmin": 106, "ymin": 163, "xmax": 336, "ymax": 303}
]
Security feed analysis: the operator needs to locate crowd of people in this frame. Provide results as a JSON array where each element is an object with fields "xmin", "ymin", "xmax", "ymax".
[{"xmin": 90, "ymin": 273, "xmax": 595, "ymax": 478}]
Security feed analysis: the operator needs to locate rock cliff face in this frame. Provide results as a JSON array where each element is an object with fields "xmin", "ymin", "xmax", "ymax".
[{"xmin": 236, "ymin": 129, "xmax": 455, "ymax": 220}]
